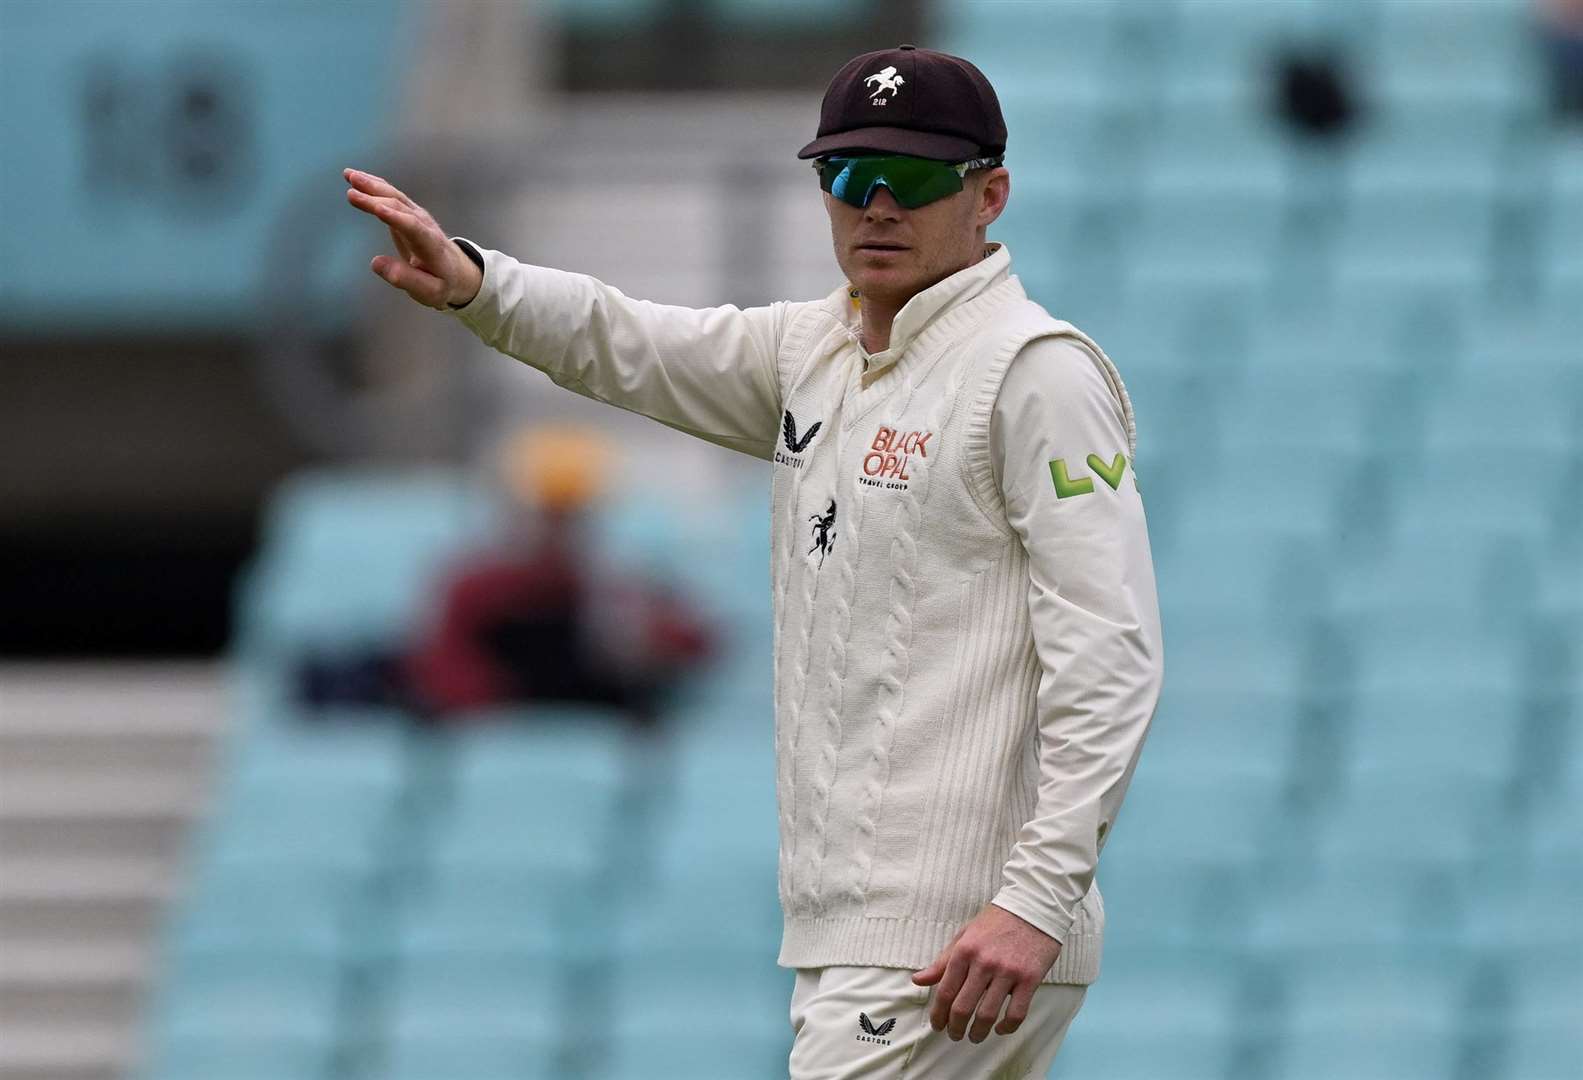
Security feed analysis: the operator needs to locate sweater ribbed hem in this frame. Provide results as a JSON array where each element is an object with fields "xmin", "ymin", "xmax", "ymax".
[{"xmin": 777, "ymin": 915, "xmax": 1101, "ymax": 986}]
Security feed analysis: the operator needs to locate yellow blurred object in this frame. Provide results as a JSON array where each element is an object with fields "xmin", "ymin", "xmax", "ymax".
[{"xmin": 498, "ymin": 424, "xmax": 614, "ymax": 511}]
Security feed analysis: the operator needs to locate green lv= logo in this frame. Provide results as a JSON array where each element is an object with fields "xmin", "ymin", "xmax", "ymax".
[{"xmin": 1049, "ymin": 453, "xmax": 1127, "ymax": 498}]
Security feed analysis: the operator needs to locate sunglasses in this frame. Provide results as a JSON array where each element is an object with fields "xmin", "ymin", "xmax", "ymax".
[{"xmin": 814, "ymin": 153, "xmax": 1004, "ymax": 209}]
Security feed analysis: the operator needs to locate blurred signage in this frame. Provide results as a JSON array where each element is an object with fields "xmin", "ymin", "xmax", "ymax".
[{"xmin": 0, "ymin": 0, "xmax": 415, "ymax": 335}]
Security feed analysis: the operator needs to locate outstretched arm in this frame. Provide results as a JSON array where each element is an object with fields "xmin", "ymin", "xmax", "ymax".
[{"xmin": 346, "ymin": 167, "xmax": 785, "ymax": 460}]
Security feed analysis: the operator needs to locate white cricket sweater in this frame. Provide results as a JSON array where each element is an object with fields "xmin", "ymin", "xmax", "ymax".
[{"xmin": 445, "ymin": 237, "xmax": 1164, "ymax": 986}]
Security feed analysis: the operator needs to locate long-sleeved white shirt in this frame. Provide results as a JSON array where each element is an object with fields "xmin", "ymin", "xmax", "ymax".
[{"xmin": 444, "ymin": 236, "xmax": 1164, "ymax": 984}]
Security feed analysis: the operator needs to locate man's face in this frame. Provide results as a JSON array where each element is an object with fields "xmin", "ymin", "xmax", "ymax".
[{"xmin": 823, "ymin": 160, "xmax": 1010, "ymax": 313}]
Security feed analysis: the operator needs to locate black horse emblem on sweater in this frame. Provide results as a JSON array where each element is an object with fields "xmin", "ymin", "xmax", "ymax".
[{"xmin": 809, "ymin": 498, "xmax": 837, "ymax": 567}]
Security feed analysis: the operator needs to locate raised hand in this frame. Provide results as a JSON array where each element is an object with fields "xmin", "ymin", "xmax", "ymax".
[{"xmin": 344, "ymin": 167, "xmax": 483, "ymax": 310}]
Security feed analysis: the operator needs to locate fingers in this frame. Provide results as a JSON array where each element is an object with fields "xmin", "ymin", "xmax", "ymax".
[
  {"xmin": 928, "ymin": 950, "xmax": 973, "ymax": 1034},
  {"xmin": 364, "ymin": 200, "xmax": 449, "ymax": 267},
  {"xmin": 996, "ymin": 980, "xmax": 1037, "ymax": 1036},
  {"xmin": 370, "ymin": 254, "xmax": 448, "ymax": 309},
  {"xmin": 945, "ymin": 964, "xmax": 994, "ymax": 1041},
  {"xmin": 344, "ymin": 167, "xmax": 416, "ymax": 208},
  {"xmin": 967, "ymin": 974, "xmax": 1015, "ymax": 1043}
]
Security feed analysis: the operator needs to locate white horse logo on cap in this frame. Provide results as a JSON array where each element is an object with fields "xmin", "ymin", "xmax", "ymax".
[{"xmin": 864, "ymin": 65, "xmax": 905, "ymax": 101}]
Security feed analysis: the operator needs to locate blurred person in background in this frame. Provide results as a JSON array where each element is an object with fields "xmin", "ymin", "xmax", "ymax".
[
  {"xmin": 1538, "ymin": 0, "xmax": 1583, "ymax": 119},
  {"xmin": 346, "ymin": 42, "xmax": 1163, "ymax": 1079},
  {"xmin": 1273, "ymin": 44, "xmax": 1360, "ymax": 140},
  {"xmin": 298, "ymin": 423, "xmax": 715, "ymax": 730}
]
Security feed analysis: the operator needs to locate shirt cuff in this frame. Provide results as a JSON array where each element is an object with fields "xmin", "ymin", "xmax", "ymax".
[
  {"xmin": 447, "ymin": 237, "xmax": 486, "ymax": 311},
  {"xmin": 990, "ymin": 887, "xmax": 1074, "ymax": 947}
]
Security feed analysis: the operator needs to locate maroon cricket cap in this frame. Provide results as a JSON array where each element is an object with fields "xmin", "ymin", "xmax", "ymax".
[{"xmin": 796, "ymin": 44, "xmax": 1007, "ymax": 162}]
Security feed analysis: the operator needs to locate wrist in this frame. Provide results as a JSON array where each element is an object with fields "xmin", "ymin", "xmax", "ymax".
[{"xmin": 447, "ymin": 237, "xmax": 485, "ymax": 309}]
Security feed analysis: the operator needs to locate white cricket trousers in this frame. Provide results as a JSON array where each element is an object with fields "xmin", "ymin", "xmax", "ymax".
[{"xmin": 786, "ymin": 965, "xmax": 1087, "ymax": 1079}]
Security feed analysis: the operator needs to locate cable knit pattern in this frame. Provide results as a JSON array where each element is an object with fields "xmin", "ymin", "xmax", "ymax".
[
  {"xmin": 801, "ymin": 401, "xmax": 866, "ymax": 911},
  {"xmin": 759, "ymin": 270, "xmax": 1120, "ymax": 981},
  {"xmin": 774, "ymin": 326, "xmax": 854, "ymax": 888},
  {"xmin": 762, "ymin": 255, "xmax": 1128, "ymax": 986},
  {"xmin": 442, "ymin": 237, "xmax": 1158, "ymax": 990},
  {"xmin": 849, "ymin": 358, "xmax": 967, "ymax": 907}
]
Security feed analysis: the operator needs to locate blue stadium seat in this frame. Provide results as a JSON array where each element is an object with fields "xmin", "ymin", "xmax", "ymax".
[
  {"xmin": 1465, "ymin": 298, "xmax": 1583, "ymax": 370},
  {"xmin": 1097, "ymin": 857, "xmax": 1253, "ymax": 952},
  {"xmin": 428, "ymin": 782, "xmax": 621, "ymax": 872},
  {"xmin": 235, "ymin": 468, "xmax": 499, "ymax": 651},
  {"xmin": 1100, "ymin": 772, "xmax": 1287, "ymax": 868},
  {"xmin": 1337, "ymin": 617, "xmax": 1525, "ymax": 698},
  {"xmin": 1071, "ymin": 958, "xmax": 1243, "ymax": 1040},
  {"xmin": 1123, "ymin": 191, "xmax": 1283, "ymax": 291},
  {"xmin": 1388, "ymin": 450, "xmax": 1569, "ymax": 542},
  {"xmin": 643, "ymin": 819, "xmax": 781, "ymax": 926},
  {"xmin": 1050, "ymin": 1027, "xmax": 1232, "ymax": 1080},
  {"xmin": 1364, "ymin": 0, "xmax": 1540, "ymax": 113},
  {"xmin": 1159, "ymin": 625, "xmax": 1307, "ymax": 698},
  {"xmin": 1504, "ymin": 1026, "xmax": 1583, "ymax": 1080},
  {"xmin": 1247, "ymin": 865, "xmax": 1464, "ymax": 959},
  {"xmin": 1529, "ymin": 777, "xmax": 1583, "ymax": 866},
  {"xmin": 1344, "ymin": 103, "xmax": 1510, "ymax": 199},
  {"xmin": 1139, "ymin": 681, "xmax": 1302, "ymax": 783},
  {"xmin": 1542, "ymin": 183, "xmax": 1583, "ymax": 291},
  {"xmin": 1137, "ymin": 104, "xmax": 1294, "ymax": 197},
  {"xmin": 611, "ymin": 855, "xmax": 778, "ymax": 969},
  {"xmin": 1342, "ymin": 687, "xmax": 1525, "ymax": 787},
  {"xmin": 1082, "ymin": 279, "xmax": 1254, "ymax": 383},
  {"xmin": 1280, "ymin": 956, "xmax": 1470, "ymax": 1037},
  {"xmin": 144, "ymin": 951, "xmax": 342, "ymax": 1055},
  {"xmin": 163, "ymin": 861, "xmax": 354, "ymax": 958},
  {"xmin": 1421, "ymin": 369, "xmax": 1578, "ymax": 457},
  {"xmin": 1162, "ymin": 0, "xmax": 1367, "ymax": 111},
  {"xmin": 662, "ymin": 734, "xmax": 777, "ymax": 834},
  {"xmin": 380, "ymin": 954, "xmax": 561, "ymax": 1065},
  {"xmin": 1506, "ymin": 955, "xmax": 1583, "ymax": 1062},
  {"xmin": 1253, "ymin": 281, "xmax": 1478, "ymax": 375},
  {"xmin": 1273, "ymin": 1031, "xmax": 1461, "ymax": 1080},
  {"xmin": 1172, "ymin": 445, "xmax": 1362, "ymax": 544},
  {"xmin": 1334, "ymin": 190, "xmax": 1496, "ymax": 292},
  {"xmin": 138, "ymin": 1033, "xmax": 333, "ymax": 1080},
  {"xmin": 601, "ymin": 1029, "xmax": 791, "ymax": 1080},
  {"xmin": 600, "ymin": 943, "xmax": 790, "ymax": 1077},
  {"xmin": 1311, "ymin": 774, "xmax": 1508, "ymax": 869},
  {"xmin": 421, "ymin": 716, "xmax": 633, "ymax": 869},
  {"xmin": 219, "ymin": 713, "xmax": 411, "ymax": 797},
  {"xmin": 940, "ymin": 1, "xmax": 1149, "ymax": 115},
  {"xmin": 1218, "ymin": 365, "xmax": 1385, "ymax": 453},
  {"xmin": 390, "ymin": 862, "xmax": 592, "ymax": 963},
  {"xmin": 191, "ymin": 762, "xmax": 399, "ymax": 874},
  {"xmin": 1461, "ymin": 863, "xmax": 1583, "ymax": 959},
  {"xmin": 376, "ymin": 1040, "xmax": 558, "ymax": 1080},
  {"xmin": 1327, "ymin": 529, "xmax": 1539, "ymax": 630},
  {"xmin": 669, "ymin": 647, "xmax": 775, "ymax": 738}
]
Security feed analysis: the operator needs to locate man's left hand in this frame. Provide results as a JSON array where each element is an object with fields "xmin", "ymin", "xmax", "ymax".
[{"xmin": 911, "ymin": 902, "xmax": 1063, "ymax": 1042}]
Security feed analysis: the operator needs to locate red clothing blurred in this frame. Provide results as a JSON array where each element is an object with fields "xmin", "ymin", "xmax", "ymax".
[{"xmin": 405, "ymin": 517, "xmax": 713, "ymax": 720}]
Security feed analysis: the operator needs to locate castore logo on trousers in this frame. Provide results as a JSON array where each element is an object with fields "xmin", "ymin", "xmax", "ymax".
[{"xmin": 857, "ymin": 1012, "xmax": 898, "ymax": 1044}]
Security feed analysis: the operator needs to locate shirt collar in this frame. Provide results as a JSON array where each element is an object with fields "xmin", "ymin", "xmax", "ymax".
[{"xmin": 845, "ymin": 242, "xmax": 1010, "ymax": 375}]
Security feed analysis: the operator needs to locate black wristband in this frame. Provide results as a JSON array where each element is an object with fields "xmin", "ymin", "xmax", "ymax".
[{"xmin": 448, "ymin": 238, "xmax": 485, "ymax": 309}]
